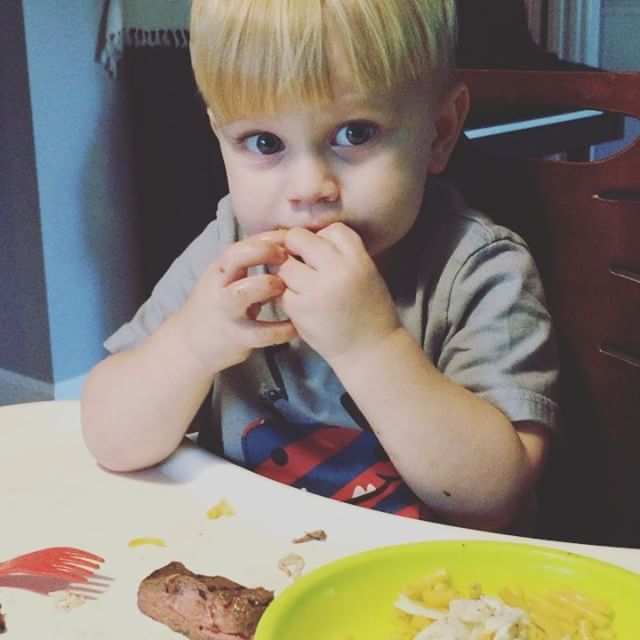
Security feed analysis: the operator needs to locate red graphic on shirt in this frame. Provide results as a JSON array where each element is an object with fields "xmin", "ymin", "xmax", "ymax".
[{"xmin": 241, "ymin": 418, "xmax": 431, "ymax": 519}]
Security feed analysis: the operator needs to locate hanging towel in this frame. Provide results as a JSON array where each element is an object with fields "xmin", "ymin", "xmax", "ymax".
[{"xmin": 99, "ymin": 0, "xmax": 191, "ymax": 76}]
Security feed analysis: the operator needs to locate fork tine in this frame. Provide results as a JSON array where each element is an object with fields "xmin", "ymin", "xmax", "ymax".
[
  {"xmin": 54, "ymin": 572, "xmax": 90, "ymax": 583},
  {"xmin": 57, "ymin": 557, "xmax": 103, "ymax": 570},
  {"xmin": 0, "ymin": 547, "xmax": 104, "ymax": 582},
  {"xmin": 39, "ymin": 549, "xmax": 104, "ymax": 571},
  {"xmin": 65, "ymin": 547, "xmax": 104, "ymax": 560},
  {"xmin": 12, "ymin": 567, "xmax": 91, "ymax": 582},
  {"xmin": 68, "ymin": 561, "xmax": 102, "ymax": 571},
  {"xmin": 53, "ymin": 562, "xmax": 97, "ymax": 574},
  {"xmin": 47, "ymin": 547, "xmax": 105, "ymax": 563}
]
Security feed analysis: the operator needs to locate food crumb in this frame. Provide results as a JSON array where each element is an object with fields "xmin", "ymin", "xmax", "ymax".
[
  {"xmin": 128, "ymin": 537, "xmax": 167, "ymax": 548},
  {"xmin": 207, "ymin": 498, "xmax": 236, "ymax": 519},
  {"xmin": 50, "ymin": 590, "xmax": 87, "ymax": 612},
  {"xmin": 277, "ymin": 553, "xmax": 305, "ymax": 580},
  {"xmin": 292, "ymin": 529, "xmax": 327, "ymax": 544}
]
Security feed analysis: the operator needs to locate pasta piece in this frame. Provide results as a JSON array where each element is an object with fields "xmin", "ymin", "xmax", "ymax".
[
  {"xmin": 390, "ymin": 570, "xmax": 616, "ymax": 640},
  {"xmin": 128, "ymin": 537, "xmax": 167, "ymax": 548},
  {"xmin": 206, "ymin": 498, "xmax": 236, "ymax": 519}
]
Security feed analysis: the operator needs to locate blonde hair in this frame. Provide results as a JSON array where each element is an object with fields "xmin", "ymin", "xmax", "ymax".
[{"xmin": 190, "ymin": 0, "xmax": 457, "ymax": 123}]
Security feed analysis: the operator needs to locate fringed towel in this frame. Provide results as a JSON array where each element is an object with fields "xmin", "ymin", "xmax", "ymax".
[{"xmin": 99, "ymin": 0, "xmax": 191, "ymax": 76}]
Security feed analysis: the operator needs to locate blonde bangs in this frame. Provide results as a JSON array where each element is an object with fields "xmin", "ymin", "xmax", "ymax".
[
  {"xmin": 190, "ymin": 0, "xmax": 330, "ymax": 123},
  {"xmin": 328, "ymin": 0, "xmax": 456, "ymax": 94},
  {"xmin": 190, "ymin": 0, "xmax": 456, "ymax": 123}
]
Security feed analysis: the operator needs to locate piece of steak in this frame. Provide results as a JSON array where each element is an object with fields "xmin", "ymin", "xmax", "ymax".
[{"xmin": 137, "ymin": 562, "xmax": 273, "ymax": 640}]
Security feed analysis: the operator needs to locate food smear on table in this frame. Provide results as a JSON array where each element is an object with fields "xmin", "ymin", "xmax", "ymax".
[
  {"xmin": 49, "ymin": 589, "xmax": 87, "ymax": 612},
  {"xmin": 277, "ymin": 552, "xmax": 305, "ymax": 580},
  {"xmin": 292, "ymin": 529, "xmax": 327, "ymax": 544},
  {"xmin": 137, "ymin": 561, "xmax": 273, "ymax": 640},
  {"xmin": 206, "ymin": 498, "xmax": 236, "ymax": 519},
  {"xmin": 390, "ymin": 569, "xmax": 616, "ymax": 639},
  {"xmin": 128, "ymin": 537, "xmax": 167, "ymax": 548}
]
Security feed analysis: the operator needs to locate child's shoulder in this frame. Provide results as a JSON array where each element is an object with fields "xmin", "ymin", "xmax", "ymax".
[
  {"xmin": 413, "ymin": 179, "xmax": 539, "ymax": 291},
  {"xmin": 183, "ymin": 194, "xmax": 238, "ymax": 258},
  {"xmin": 427, "ymin": 179, "xmax": 530, "ymax": 256}
]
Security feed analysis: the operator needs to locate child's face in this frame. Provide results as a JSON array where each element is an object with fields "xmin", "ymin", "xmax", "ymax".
[{"xmin": 211, "ymin": 58, "xmax": 466, "ymax": 262}]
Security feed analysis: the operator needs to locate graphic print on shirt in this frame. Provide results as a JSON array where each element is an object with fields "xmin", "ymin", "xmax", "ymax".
[{"xmin": 243, "ymin": 346, "xmax": 431, "ymax": 519}]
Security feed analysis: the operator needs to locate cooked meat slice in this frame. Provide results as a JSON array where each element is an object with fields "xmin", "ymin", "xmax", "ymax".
[{"xmin": 137, "ymin": 561, "xmax": 273, "ymax": 640}]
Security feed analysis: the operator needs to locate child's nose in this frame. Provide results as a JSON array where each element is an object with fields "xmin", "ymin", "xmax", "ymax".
[{"xmin": 286, "ymin": 155, "xmax": 339, "ymax": 205}]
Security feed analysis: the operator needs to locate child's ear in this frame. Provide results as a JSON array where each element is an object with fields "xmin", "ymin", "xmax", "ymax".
[
  {"xmin": 427, "ymin": 82, "xmax": 470, "ymax": 175},
  {"xmin": 206, "ymin": 108, "xmax": 220, "ymax": 135}
]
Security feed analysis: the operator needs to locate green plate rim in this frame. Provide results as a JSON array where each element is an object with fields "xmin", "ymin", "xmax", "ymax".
[{"xmin": 256, "ymin": 539, "xmax": 640, "ymax": 637}]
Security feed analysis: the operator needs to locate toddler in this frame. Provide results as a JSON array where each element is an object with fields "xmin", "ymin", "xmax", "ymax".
[{"xmin": 82, "ymin": 0, "xmax": 559, "ymax": 532}]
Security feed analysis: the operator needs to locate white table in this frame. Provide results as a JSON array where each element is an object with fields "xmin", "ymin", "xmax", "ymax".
[{"xmin": 2, "ymin": 401, "xmax": 639, "ymax": 639}]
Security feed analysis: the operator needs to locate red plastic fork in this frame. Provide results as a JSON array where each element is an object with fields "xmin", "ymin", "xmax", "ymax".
[{"xmin": 0, "ymin": 547, "xmax": 104, "ymax": 583}]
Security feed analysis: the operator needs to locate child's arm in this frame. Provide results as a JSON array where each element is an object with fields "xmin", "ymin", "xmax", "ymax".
[
  {"xmin": 81, "ymin": 231, "xmax": 296, "ymax": 472},
  {"xmin": 279, "ymin": 223, "xmax": 549, "ymax": 531},
  {"xmin": 329, "ymin": 330, "xmax": 548, "ymax": 531}
]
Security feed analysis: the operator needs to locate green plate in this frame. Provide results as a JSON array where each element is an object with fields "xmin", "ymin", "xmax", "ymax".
[{"xmin": 255, "ymin": 540, "xmax": 640, "ymax": 639}]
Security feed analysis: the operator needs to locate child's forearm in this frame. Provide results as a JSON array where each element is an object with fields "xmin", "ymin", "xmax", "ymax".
[
  {"xmin": 328, "ymin": 328, "xmax": 547, "ymax": 531},
  {"xmin": 81, "ymin": 314, "xmax": 216, "ymax": 472}
]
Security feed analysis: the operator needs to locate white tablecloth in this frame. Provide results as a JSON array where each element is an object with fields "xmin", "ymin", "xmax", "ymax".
[{"xmin": 2, "ymin": 401, "xmax": 640, "ymax": 638}]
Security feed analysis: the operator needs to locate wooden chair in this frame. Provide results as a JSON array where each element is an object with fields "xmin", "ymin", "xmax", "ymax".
[{"xmin": 446, "ymin": 70, "xmax": 640, "ymax": 548}]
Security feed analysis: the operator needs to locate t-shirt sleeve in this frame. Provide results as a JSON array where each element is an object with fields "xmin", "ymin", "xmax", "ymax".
[
  {"xmin": 105, "ymin": 200, "xmax": 236, "ymax": 354},
  {"xmin": 436, "ymin": 237, "xmax": 560, "ymax": 431}
]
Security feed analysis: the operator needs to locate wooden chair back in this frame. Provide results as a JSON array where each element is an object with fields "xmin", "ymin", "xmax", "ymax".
[{"xmin": 448, "ymin": 70, "xmax": 640, "ymax": 548}]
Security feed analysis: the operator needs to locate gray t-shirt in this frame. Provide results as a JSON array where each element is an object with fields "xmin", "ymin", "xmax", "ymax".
[{"xmin": 106, "ymin": 179, "xmax": 559, "ymax": 519}]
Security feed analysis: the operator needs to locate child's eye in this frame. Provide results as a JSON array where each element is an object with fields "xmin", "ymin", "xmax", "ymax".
[
  {"xmin": 333, "ymin": 122, "xmax": 377, "ymax": 147},
  {"xmin": 244, "ymin": 132, "xmax": 284, "ymax": 155}
]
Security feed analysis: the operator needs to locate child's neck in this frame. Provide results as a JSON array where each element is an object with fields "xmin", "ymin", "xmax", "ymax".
[
  {"xmin": 375, "ymin": 243, "xmax": 402, "ymax": 288},
  {"xmin": 375, "ymin": 218, "xmax": 422, "ymax": 298}
]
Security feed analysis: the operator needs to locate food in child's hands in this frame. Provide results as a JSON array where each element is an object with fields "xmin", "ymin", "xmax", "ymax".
[
  {"xmin": 391, "ymin": 569, "xmax": 616, "ymax": 639},
  {"xmin": 137, "ymin": 561, "xmax": 273, "ymax": 640}
]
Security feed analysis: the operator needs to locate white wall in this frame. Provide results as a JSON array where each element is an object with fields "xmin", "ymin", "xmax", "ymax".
[
  {"xmin": 19, "ymin": 0, "xmax": 142, "ymax": 397},
  {"xmin": 0, "ymin": 0, "xmax": 53, "ymax": 398},
  {"xmin": 600, "ymin": 0, "xmax": 640, "ymax": 71},
  {"xmin": 593, "ymin": 0, "xmax": 640, "ymax": 160}
]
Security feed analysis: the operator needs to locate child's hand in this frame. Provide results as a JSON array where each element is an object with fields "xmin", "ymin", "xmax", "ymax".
[
  {"xmin": 278, "ymin": 223, "xmax": 400, "ymax": 363},
  {"xmin": 175, "ymin": 230, "xmax": 297, "ymax": 372}
]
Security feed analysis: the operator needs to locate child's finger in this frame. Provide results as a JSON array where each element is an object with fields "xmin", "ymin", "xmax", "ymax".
[
  {"xmin": 212, "ymin": 236, "xmax": 288, "ymax": 286},
  {"xmin": 284, "ymin": 227, "xmax": 339, "ymax": 270},
  {"xmin": 277, "ymin": 254, "xmax": 314, "ymax": 294},
  {"xmin": 240, "ymin": 318, "xmax": 297, "ymax": 348},
  {"xmin": 316, "ymin": 222, "xmax": 364, "ymax": 255},
  {"xmin": 255, "ymin": 228, "xmax": 288, "ymax": 245},
  {"xmin": 222, "ymin": 273, "xmax": 286, "ymax": 319}
]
